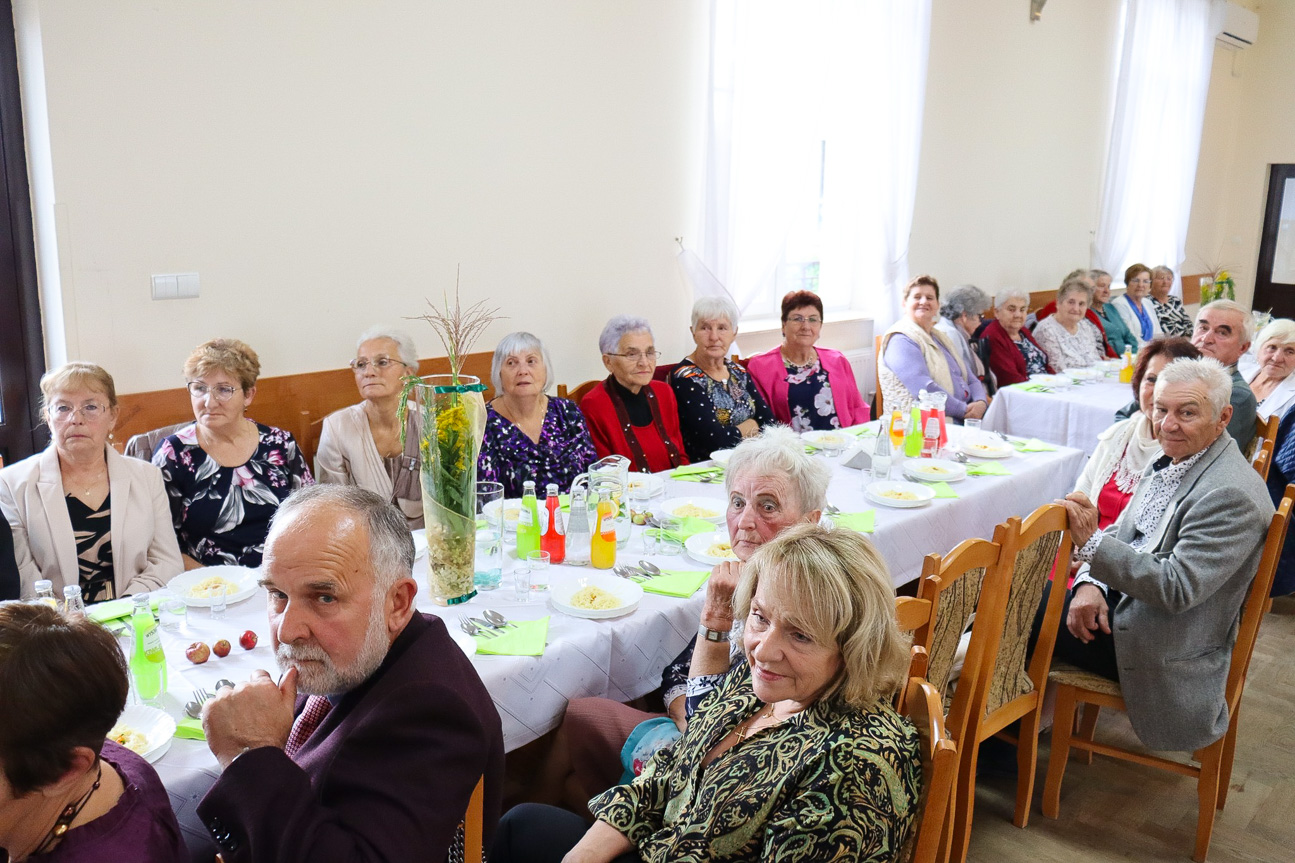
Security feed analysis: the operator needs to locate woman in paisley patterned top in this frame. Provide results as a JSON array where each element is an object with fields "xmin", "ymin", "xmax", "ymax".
[
  {"xmin": 1149, "ymin": 265, "xmax": 1193, "ymax": 338},
  {"xmin": 492, "ymin": 524, "xmax": 921, "ymax": 863},
  {"xmin": 670, "ymin": 297, "xmax": 774, "ymax": 462}
]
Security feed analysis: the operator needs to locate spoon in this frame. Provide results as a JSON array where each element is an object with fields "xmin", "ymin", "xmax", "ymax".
[
  {"xmin": 184, "ymin": 700, "xmax": 203, "ymax": 719},
  {"xmin": 470, "ymin": 616, "xmax": 504, "ymax": 632},
  {"xmin": 613, "ymin": 566, "xmax": 646, "ymax": 582},
  {"xmin": 637, "ymin": 560, "xmax": 663, "ymax": 576},
  {"xmin": 483, "ymin": 609, "xmax": 517, "ymax": 629},
  {"xmin": 948, "ymin": 451, "xmax": 970, "ymax": 464}
]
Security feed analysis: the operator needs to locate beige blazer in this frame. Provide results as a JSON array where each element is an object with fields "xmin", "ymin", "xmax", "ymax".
[
  {"xmin": 0, "ymin": 445, "xmax": 182, "ymax": 599},
  {"xmin": 315, "ymin": 403, "xmax": 424, "ymax": 527}
]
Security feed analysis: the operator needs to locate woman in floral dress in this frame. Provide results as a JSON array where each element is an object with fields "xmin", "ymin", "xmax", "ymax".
[{"xmin": 153, "ymin": 339, "xmax": 313, "ymax": 568}]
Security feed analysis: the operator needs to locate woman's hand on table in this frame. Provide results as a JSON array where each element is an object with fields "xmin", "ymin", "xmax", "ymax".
[{"xmin": 202, "ymin": 667, "xmax": 299, "ymax": 770}]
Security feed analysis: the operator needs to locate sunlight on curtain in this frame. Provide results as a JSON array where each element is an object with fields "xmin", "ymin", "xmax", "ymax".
[
  {"xmin": 694, "ymin": 0, "xmax": 931, "ymax": 328},
  {"xmin": 1093, "ymin": 0, "xmax": 1220, "ymax": 289}
]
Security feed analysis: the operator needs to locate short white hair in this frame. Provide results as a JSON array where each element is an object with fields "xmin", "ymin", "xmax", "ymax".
[
  {"xmin": 994, "ymin": 288, "xmax": 1029, "ymax": 307},
  {"xmin": 356, "ymin": 326, "xmax": 418, "ymax": 368},
  {"xmin": 1256, "ymin": 318, "xmax": 1295, "ymax": 354},
  {"xmin": 491, "ymin": 331, "xmax": 553, "ymax": 394},
  {"xmin": 1155, "ymin": 356, "xmax": 1233, "ymax": 420},
  {"xmin": 1197, "ymin": 300, "xmax": 1255, "ymax": 345},
  {"xmin": 725, "ymin": 425, "xmax": 830, "ymax": 515},
  {"xmin": 690, "ymin": 296, "xmax": 740, "ymax": 332},
  {"xmin": 598, "ymin": 315, "xmax": 652, "ymax": 356}
]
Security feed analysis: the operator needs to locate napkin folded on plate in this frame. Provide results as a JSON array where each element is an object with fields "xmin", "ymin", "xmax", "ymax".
[
  {"xmin": 642, "ymin": 570, "xmax": 711, "ymax": 598},
  {"xmin": 928, "ymin": 481, "xmax": 959, "ymax": 499},
  {"xmin": 647, "ymin": 516, "xmax": 716, "ymax": 543},
  {"xmin": 175, "ymin": 717, "xmax": 206, "ymax": 741},
  {"xmin": 829, "ymin": 511, "xmax": 875, "ymax": 533},
  {"xmin": 87, "ymin": 597, "xmax": 160, "ymax": 624},
  {"xmin": 670, "ymin": 464, "xmax": 723, "ymax": 480},
  {"xmin": 1012, "ymin": 438, "xmax": 1058, "ymax": 452},
  {"xmin": 968, "ymin": 461, "xmax": 1012, "ymax": 476},
  {"xmin": 475, "ymin": 616, "xmax": 549, "ymax": 656}
]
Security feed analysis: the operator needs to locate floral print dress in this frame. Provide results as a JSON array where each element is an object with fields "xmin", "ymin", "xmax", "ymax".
[
  {"xmin": 784, "ymin": 357, "xmax": 839, "ymax": 432},
  {"xmin": 152, "ymin": 423, "xmax": 314, "ymax": 567},
  {"xmin": 477, "ymin": 397, "xmax": 597, "ymax": 498}
]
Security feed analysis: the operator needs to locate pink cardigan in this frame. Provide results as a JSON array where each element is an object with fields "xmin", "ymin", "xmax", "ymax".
[{"xmin": 746, "ymin": 346, "xmax": 870, "ymax": 427}]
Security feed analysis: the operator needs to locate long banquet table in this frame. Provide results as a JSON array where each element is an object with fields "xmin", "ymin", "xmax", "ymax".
[
  {"xmin": 981, "ymin": 378, "xmax": 1132, "ymax": 455},
  {"xmin": 151, "ymin": 422, "xmax": 1085, "ymax": 843}
]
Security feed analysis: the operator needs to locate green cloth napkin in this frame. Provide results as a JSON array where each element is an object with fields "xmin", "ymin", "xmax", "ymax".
[
  {"xmin": 642, "ymin": 569, "xmax": 711, "ymax": 598},
  {"xmin": 830, "ymin": 511, "xmax": 876, "ymax": 533},
  {"xmin": 648, "ymin": 516, "xmax": 717, "ymax": 544},
  {"xmin": 475, "ymin": 616, "xmax": 549, "ymax": 656},
  {"xmin": 928, "ymin": 481, "xmax": 959, "ymax": 499},
  {"xmin": 88, "ymin": 597, "xmax": 160, "ymax": 624},
  {"xmin": 968, "ymin": 461, "xmax": 1012, "ymax": 476},
  {"xmin": 844, "ymin": 424, "xmax": 878, "ymax": 437},
  {"xmin": 1012, "ymin": 438, "xmax": 1058, "ymax": 452},
  {"xmin": 175, "ymin": 717, "xmax": 206, "ymax": 741},
  {"xmin": 670, "ymin": 464, "xmax": 723, "ymax": 478},
  {"xmin": 674, "ymin": 472, "xmax": 722, "ymax": 483},
  {"xmin": 1016, "ymin": 382, "xmax": 1052, "ymax": 393}
]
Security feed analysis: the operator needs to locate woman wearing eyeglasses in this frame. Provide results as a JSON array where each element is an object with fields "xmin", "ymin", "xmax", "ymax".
[
  {"xmin": 0, "ymin": 362, "xmax": 181, "ymax": 601},
  {"xmin": 671, "ymin": 297, "xmax": 773, "ymax": 461},
  {"xmin": 315, "ymin": 327, "xmax": 425, "ymax": 527},
  {"xmin": 746, "ymin": 291, "xmax": 869, "ymax": 431},
  {"xmin": 580, "ymin": 316, "xmax": 689, "ymax": 473},
  {"xmin": 152, "ymin": 339, "xmax": 313, "ymax": 569}
]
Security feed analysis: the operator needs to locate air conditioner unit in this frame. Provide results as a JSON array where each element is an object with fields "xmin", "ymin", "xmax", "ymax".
[{"xmin": 1218, "ymin": 2, "xmax": 1258, "ymax": 49}]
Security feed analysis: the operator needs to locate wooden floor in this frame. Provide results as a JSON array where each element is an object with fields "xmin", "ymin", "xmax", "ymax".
[{"xmin": 968, "ymin": 597, "xmax": 1295, "ymax": 863}]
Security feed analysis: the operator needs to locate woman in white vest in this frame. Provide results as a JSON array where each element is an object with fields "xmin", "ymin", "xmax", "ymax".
[{"xmin": 879, "ymin": 274, "xmax": 988, "ymax": 421}]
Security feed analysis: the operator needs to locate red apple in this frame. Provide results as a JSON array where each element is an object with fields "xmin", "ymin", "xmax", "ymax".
[
  {"xmin": 186, "ymin": 642, "xmax": 210, "ymax": 664},
  {"xmin": 213, "ymin": 639, "xmax": 231, "ymax": 658},
  {"xmin": 239, "ymin": 630, "xmax": 258, "ymax": 650}
]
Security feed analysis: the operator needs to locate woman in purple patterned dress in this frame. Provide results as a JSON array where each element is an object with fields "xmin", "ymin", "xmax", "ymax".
[
  {"xmin": 152, "ymin": 339, "xmax": 313, "ymax": 568},
  {"xmin": 478, "ymin": 332, "xmax": 596, "ymax": 498}
]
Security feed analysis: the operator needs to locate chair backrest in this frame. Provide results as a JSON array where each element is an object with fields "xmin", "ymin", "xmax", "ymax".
[
  {"xmin": 1253, "ymin": 445, "xmax": 1273, "ymax": 481},
  {"xmin": 900, "ymin": 677, "xmax": 959, "ymax": 863},
  {"xmin": 1246, "ymin": 413, "xmax": 1279, "ymax": 461},
  {"xmin": 895, "ymin": 595, "xmax": 935, "ymax": 706},
  {"xmin": 565, "ymin": 379, "xmax": 601, "ymax": 405},
  {"xmin": 461, "ymin": 775, "xmax": 486, "ymax": 863},
  {"xmin": 652, "ymin": 362, "xmax": 680, "ymax": 383},
  {"xmin": 123, "ymin": 420, "xmax": 191, "ymax": 462}
]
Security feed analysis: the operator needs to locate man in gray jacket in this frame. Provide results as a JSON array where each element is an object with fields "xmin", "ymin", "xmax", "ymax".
[{"xmin": 1056, "ymin": 356, "xmax": 1272, "ymax": 752}]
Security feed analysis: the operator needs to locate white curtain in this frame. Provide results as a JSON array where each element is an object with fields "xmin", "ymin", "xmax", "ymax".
[
  {"xmin": 1093, "ymin": 0, "xmax": 1221, "ymax": 291},
  {"xmin": 694, "ymin": 0, "xmax": 931, "ymax": 327}
]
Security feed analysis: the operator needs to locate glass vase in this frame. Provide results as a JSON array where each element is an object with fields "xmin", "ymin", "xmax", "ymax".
[{"xmin": 416, "ymin": 374, "xmax": 487, "ymax": 605}]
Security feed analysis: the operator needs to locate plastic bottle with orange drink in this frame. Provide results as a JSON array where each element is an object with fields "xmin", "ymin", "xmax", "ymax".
[{"xmin": 591, "ymin": 489, "xmax": 617, "ymax": 569}]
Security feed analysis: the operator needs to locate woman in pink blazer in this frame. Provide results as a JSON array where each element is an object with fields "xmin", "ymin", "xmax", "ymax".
[{"xmin": 746, "ymin": 291, "xmax": 869, "ymax": 430}]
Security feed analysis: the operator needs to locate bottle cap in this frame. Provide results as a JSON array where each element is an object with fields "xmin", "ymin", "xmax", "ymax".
[
  {"xmin": 132, "ymin": 593, "xmax": 150, "ymax": 605},
  {"xmin": 63, "ymin": 585, "xmax": 82, "ymax": 598},
  {"xmin": 34, "ymin": 579, "xmax": 52, "ymax": 592}
]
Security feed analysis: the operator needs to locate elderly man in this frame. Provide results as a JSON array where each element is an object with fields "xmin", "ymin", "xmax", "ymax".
[
  {"xmin": 1192, "ymin": 299, "xmax": 1257, "ymax": 451},
  {"xmin": 1054, "ymin": 357, "xmax": 1272, "ymax": 751},
  {"xmin": 197, "ymin": 485, "xmax": 505, "ymax": 862}
]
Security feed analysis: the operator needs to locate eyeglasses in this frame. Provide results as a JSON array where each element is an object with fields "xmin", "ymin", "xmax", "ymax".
[
  {"xmin": 49, "ymin": 403, "xmax": 109, "ymax": 421},
  {"xmin": 350, "ymin": 357, "xmax": 405, "ymax": 372},
  {"xmin": 787, "ymin": 315, "xmax": 822, "ymax": 325},
  {"xmin": 186, "ymin": 382, "xmax": 240, "ymax": 401},
  {"xmin": 607, "ymin": 350, "xmax": 660, "ymax": 363}
]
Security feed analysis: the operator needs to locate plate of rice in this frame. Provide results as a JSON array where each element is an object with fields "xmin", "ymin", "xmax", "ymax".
[
  {"xmin": 550, "ymin": 572, "xmax": 643, "ymax": 619},
  {"xmin": 685, "ymin": 531, "xmax": 739, "ymax": 566},
  {"xmin": 865, "ymin": 480, "xmax": 935, "ymax": 509},
  {"xmin": 655, "ymin": 497, "xmax": 726, "ymax": 525},
  {"xmin": 167, "ymin": 565, "xmax": 260, "ymax": 607},
  {"xmin": 107, "ymin": 705, "xmax": 176, "ymax": 764}
]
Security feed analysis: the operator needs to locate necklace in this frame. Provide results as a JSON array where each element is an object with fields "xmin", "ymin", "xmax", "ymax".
[
  {"xmin": 33, "ymin": 760, "xmax": 102, "ymax": 855},
  {"xmin": 735, "ymin": 703, "xmax": 788, "ymax": 741},
  {"xmin": 64, "ymin": 468, "xmax": 107, "ymax": 499}
]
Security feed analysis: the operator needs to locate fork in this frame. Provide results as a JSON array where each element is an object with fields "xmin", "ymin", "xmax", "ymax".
[
  {"xmin": 459, "ymin": 618, "xmax": 497, "ymax": 638},
  {"xmin": 194, "ymin": 687, "xmax": 212, "ymax": 705}
]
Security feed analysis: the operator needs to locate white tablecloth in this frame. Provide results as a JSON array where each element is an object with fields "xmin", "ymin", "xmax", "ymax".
[{"xmin": 982, "ymin": 379, "xmax": 1132, "ymax": 455}]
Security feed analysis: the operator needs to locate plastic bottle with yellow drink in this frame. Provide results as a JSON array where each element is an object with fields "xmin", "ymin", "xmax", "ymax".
[
  {"xmin": 591, "ymin": 489, "xmax": 617, "ymax": 570},
  {"xmin": 1119, "ymin": 347, "xmax": 1135, "ymax": 383}
]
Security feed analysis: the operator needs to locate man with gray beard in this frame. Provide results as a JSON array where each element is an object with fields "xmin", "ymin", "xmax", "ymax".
[{"xmin": 196, "ymin": 485, "xmax": 504, "ymax": 862}]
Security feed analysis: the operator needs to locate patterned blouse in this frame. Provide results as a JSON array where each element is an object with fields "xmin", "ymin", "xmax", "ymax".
[
  {"xmin": 66, "ymin": 494, "xmax": 114, "ymax": 602},
  {"xmin": 1031, "ymin": 316, "xmax": 1106, "ymax": 371},
  {"xmin": 153, "ymin": 423, "xmax": 313, "ymax": 567},
  {"xmin": 1016, "ymin": 335, "xmax": 1051, "ymax": 377},
  {"xmin": 590, "ymin": 665, "xmax": 921, "ymax": 862},
  {"xmin": 477, "ymin": 397, "xmax": 596, "ymax": 498},
  {"xmin": 785, "ymin": 357, "xmax": 840, "ymax": 432},
  {"xmin": 1152, "ymin": 295, "xmax": 1194, "ymax": 338},
  {"xmin": 670, "ymin": 359, "xmax": 775, "ymax": 462}
]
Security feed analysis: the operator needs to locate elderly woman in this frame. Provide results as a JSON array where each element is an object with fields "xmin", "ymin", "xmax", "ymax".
[
  {"xmin": 935, "ymin": 283, "xmax": 992, "ymax": 385},
  {"xmin": 153, "ymin": 339, "xmax": 313, "ymax": 569},
  {"xmin": 1090, "ymin": 269, "xmax": 1138, "ymax": 355},
  {"xmin": 0, "ymin": 603, "xmax": 184, "ymax": 861},
  {"xmin": 980, "ymin": 288, "xmax": 1054, "ymax": 386},
  {"xmin": 1113, "ymin": 264, "xmax": 1164, "ymax": 348},
  {"xmin": 881, "ymin": 275, "xmax": 988, "ymax": 420},
  {"xmin": 1031, "ymin": 277, "xmax": 1107, "ymax": 371},
  {"xmin": 671, "ymin": 297, "xmax": 773, "ymax": 461},
  {"xmin": 478, "ymin": 331, "xmax": 596, "ymax": 497},
  {"xmin": 1244, "ymin": 319, "xmax": 1295, "ymax": 420},
  {"xmin": 495, "ymin": 524, "xmax": 920, "ymax": 863},
  {"xmin": 1075, "ymin": 338, "xmax": 1200, "ymax": 529},
  {"xmin": 315, "ymin": 327, "xmax": 423, "ymax": 527},
  {"xmin": 1150, "ymin": 265, "xmax": 1193, "ymax": 337},
  {"xmin": 746, "ymin": 291, "xmax": 869, "ymax": 431},
  {"xmin": 580, "ymin": 316, "xmax": 688, "ymax": 473},
  {"xmin": 0, "ymin": 363, "xmax": 180, "ymax": 602}
]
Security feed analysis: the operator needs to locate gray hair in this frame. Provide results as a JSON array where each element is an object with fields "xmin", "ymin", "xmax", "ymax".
[
  {"xmin": 598, "ymin": 315, "xmax": 653, "ymax": 355},
  {"xmin": 1155, "ymin": 357, "xmax": 1233, "ymax": 420},
  {"xmin": 1089, "ymin": 269, "xmax": 1111, "ymax": 282},
  {"xmin": 690, "ymin": 296, "xmax": 740, "ymax": 331},
  {"xmin": 939, "ymin": 285, "xmax": 991, "ymax": 321},
  {"xmin": 994, "ymin": 288, "xmax": 1029, "ymax": 307},
  {"xmin": 356, "ymin": 326, "xmax": 418, "ymax": 368},
  {"xmin": 1152, "ymin": 265, "xmax": 1174, "ymax": 280},
  {"xmin": 270, "ymin": 485, "xmax": 415, "ymax": 596},
  {"xmin": 1256, "ymin": 318, "xmax": 1295, "ymax": 353},
  {"xmin": 1197, "ymin": 299, "xmax": 1256, "ymax": 345},
  {"xmin": 1057, "ymin": 276, "xmax": 1093, "ymax": 304},
  {"xmin": 1062, "ymin": 268, "xmax": 1091, "ymax": 285},
  {"xmin": 491, "ymin": 331, "xmax": 553, "ymax": 394},
  {"xmin": 725, "ymin": 425, "xmax": 830, "ymax": 515}
]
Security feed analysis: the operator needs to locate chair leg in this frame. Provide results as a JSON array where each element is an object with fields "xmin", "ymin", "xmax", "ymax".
[
  {"xmin": 1042, "ymin": 685, "xmax": 1079, "ymax": 819},
  {"xmin": 949, "ymin": 735, "xmax": 982, "ymax": 863},
  {"xmin": 1216, "ymin": 708, "xmax": 1241, "ymax": 811},
  {"xmin": 1075, "ymin": 703, "xmax": 1100, "ymax": 765},
  {"xmin": 1013, "ymin": 704, "xmax": 1041, "ymax": 828},
  {"xmin": 1194, "ymin": 742, "xmax": 1223, "ymax": 862}
]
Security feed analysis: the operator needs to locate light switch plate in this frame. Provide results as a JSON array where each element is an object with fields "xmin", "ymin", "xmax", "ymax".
[
  {"xmin": 151, "ymin": 274, "xmax": 178, "ymax": 300},
  {"xmin": 176, "ymin": 273, "xmax": 200, "ymax": 298}
]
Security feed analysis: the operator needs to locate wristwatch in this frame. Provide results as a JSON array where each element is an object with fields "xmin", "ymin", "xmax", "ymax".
[{"xmin": 698, "ymin": 623, "xmax": 730, "ymax": 643}]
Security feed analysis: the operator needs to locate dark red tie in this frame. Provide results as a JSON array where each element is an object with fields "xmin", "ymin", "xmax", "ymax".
[{"xmin": 284, "ymin": 696, "xmax": 332, "ymax": 758}]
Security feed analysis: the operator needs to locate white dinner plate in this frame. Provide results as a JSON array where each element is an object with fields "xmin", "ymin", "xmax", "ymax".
[
  {"xmin": 655, "ymin": 496, "xmax": 725, "ymax": 525},
  {"xmin": 801, "ymin": 429, "xmax": 854, "ymax": 450},
  {"xmin": 108, "ymin": 704, "xmax": 176, "ymax": 764},
  {"xmin": 709, "ymin": 448, "xmax": 735, "ymax": 466},
  {"xmin": 685, "ymin": 531, "xmax": 738, "ymax": 566},
  {"xmin": 1029, "ymin": 373, "xmax": 1073, "ymax": 388},
  {"xmin": 549, "ymin": 572, "xmax": 644, "ymax": 619},
  {"xmin": 903, "ymin": 458, "xmax": 967, "ymax": 483},
  {"xmin": 866, "ymin": 480, "xmax": 936, "ymax": 509},
  {"xmin": 449, "ymin": 628, "xmax": 477, "ymax": 657},
  {"xmin": 483, "ymin": 498, "xmax": 525, "ymax": 534},
  {"xmin": 1065, "ymin": 367, "xmax": 1104, "ymax": 382},
  {"xmin": 625, "ymin": 474, "xmax": 666, "ymax": 497},
  {"xmin": 167, "ymin": 566, "xmax": 260, "ymax": 608},
  {"xmin": 958, "ymin": 439, "xmax": 1016, "ymax": 459}
]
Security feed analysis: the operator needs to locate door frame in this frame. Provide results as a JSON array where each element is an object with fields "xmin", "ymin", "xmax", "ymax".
[{"xmin": 1253, "ymin": 164, "xmax": 1295, "ymax": 319}]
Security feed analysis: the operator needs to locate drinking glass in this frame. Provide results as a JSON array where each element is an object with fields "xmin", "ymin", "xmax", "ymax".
[
  {"xmin": 210, "ymin": 587, "xmax": 227, "ymax": 620},
  {"xmin": 513, "ymin": 562, "xmax": 532, "ymax": 603},
  {"xmin": 475, "ymin": 481, "xmax": 505, "ymax": 591},
  {"xmin": 158, "ymin": 595, "xmax": 188, "ymax": 632},
  {"xmin": 527, "ymin": 551, "xmax": 551, "ymax": 592}
]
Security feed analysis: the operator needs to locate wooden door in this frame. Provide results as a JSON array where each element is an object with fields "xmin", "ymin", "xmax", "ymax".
[{"xmin": 1253, "ymin": 164, "xmax": 1295, "ymax": 319}]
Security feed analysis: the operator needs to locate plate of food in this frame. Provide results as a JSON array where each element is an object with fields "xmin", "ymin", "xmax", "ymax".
[
  {"xmin": 625, "ymin": 473, "xmax": 666, "ymax": 498},
  {"xmin": 865, "ymin": 480, "xmax": 936, "ymax": 509},
  {"xmin": 958, "ymin": 438, "xmax": 1016, "ymax": 459},
  {"xmin": 1065, "ymin": 367, "xmax": 1104, "ymax": 382},
  {"xmin": 107, "ymin": 704, "xmax": 176, "ymax": 764},
  {"xmin": 483, "ymin": 498, "xmax": 524, "ymax": 533},
  {"xmin": 1028, "ymin": 373, "xmax": 1072, "ymax": 388},
  {"xmin": 656, "ymin": 497, "xmax": 725, "ymax": 525},
  {"xmin": 550, "ymin": 572, "xmax": 644, "ymax": 619},
  {"xmin": 709, "ymin": 448, "xmax": 735, "ymax": 466},
  {"xmin": 801, "ymin": 429, "xmax": 853, "ymax": 451},
  {"xmin": 903, "ymin": 458, "xmax": 967, "ymax": 483},
  {"xmin": 167, "ymin": 566, "xmax": 260, "ymax": 607},
  {"xmin": 685, "ymin": 531, "xmax": 740, "ymax": 566}
]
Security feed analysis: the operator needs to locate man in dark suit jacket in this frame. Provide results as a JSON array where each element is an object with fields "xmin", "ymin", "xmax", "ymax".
[{"xmin": 197, "ymin": 485, "xmax": 504, "ymax": 862}]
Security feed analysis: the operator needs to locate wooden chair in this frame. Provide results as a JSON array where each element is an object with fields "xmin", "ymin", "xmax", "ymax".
[
  {"xmin": 451, "ymin": 775, "xmax": 486, "ymax": 863},
  {"xmin": 895, "ymin": 595, "xmax": 935, "ymax": 709},
  {"xmin": 900, "ymin": 678, "xmax": 959, "ymax": 863},
  {"xmin": 1245, "ymin": 413, "xmax": 1278, "ymax": 462},
  {"xmin": 1253, "ymin": 444, "xmax": 1273, "ymax": 481},
  {"xmin": 556, "ymin": 379, "xmax": 600, "ymax": 405},
  {"xmin": 1041, "ymin": 486, "xmax": 1295, "ymax": 862}
]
